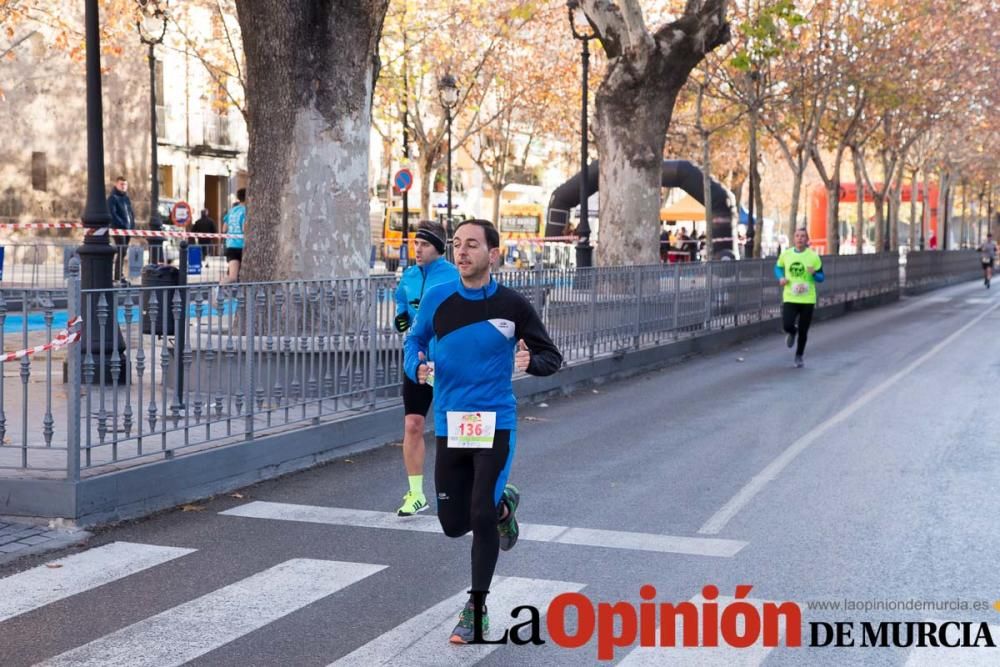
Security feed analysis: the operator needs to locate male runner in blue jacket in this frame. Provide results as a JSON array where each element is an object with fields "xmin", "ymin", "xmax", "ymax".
[
  {"xmin": 393, "ymin": 220, "xmax": 458, "ymax": 516},
  {"xmin": 405, "ymin": 219, "xmax": 562, "ymax": 643}
]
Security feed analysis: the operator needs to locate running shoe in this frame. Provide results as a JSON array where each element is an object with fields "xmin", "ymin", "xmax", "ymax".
[
  {"xmin": 786, "ymin": 331, "xmax": 796, "ymax": 348},
  {"xmin": 498, "ymin": 484, "xmax": 520, "ymax": 551},
  {"xmin": 397, "ymin": 491, "xmax": 428, "ymax": 516},
  {"xmin": 794, "ymin": 355, "xmax": 804, "ymax": 368},
  {"xmin": 450, "ymin": 599, "xmax": 489, "ymax": 644}
]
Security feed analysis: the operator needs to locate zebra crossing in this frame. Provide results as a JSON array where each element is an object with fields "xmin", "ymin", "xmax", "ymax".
[{"xmin": 1, "ymin": 503, "xmax": 996, "ymax": 666}]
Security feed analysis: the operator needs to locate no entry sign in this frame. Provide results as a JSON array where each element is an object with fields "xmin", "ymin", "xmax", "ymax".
[{"xmin": 394, "ymin": 169, "xmax": 413, "ymax": 193}]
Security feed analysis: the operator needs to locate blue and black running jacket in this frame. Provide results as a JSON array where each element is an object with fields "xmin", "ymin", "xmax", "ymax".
[
  {"xmin": 404, "ymin": 276, "xmax": 562, "ymax": 435},
  {"xmin": 395, "ymin": 257, "xmax": 460, "ymax": 323}
]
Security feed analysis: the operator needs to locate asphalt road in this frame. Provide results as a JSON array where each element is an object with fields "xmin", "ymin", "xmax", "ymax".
[{"xmin": 3, "ymin": 278, "xmax": 1000, "ymax": 666}]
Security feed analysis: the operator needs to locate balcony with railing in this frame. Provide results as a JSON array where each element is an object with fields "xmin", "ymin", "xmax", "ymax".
[{"xmin": 202, "ymin": 111, "xmax": 232, "ymax": 147}]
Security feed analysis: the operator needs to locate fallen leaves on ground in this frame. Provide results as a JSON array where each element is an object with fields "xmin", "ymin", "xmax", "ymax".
[{"xmin": 180, "ymin": 504, "xmax": 206, "ymax": 512}]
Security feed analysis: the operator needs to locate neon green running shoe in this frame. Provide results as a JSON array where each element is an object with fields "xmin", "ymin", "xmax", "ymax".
[
  {"xmin": 449, "ymin": 599, "xmax": 489, "ymax": 644},
  {"xmin": 397, "ymin": 491, "xmax": 428, "ymax": 517},
  {"xmin": 498, "ymin": 483, "xmax": 520, "ymax": 551}
]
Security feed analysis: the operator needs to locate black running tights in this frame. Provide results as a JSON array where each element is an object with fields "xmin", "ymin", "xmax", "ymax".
[
  {"xmin": 435, "ymin": 430, "xmax": 513, "ymax": 593},
  {"xmin": 782, "ymin": 302, "xmax": 815, "ymax": 356}
]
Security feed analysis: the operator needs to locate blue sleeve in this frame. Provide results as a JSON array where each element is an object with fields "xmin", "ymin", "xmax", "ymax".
[
  {"xmin": 814, "ymin": 269, "xmax": 825, "ymax": 283},
  {"xmin": 395, "ymin": 278, "xmax": 407, "ymax": 317},
  {"xmin": 774, "ymin": 265, "xmax": 785, "ymax": 280},
  {"xmin": 403, "ymin": 289, "xmax": 437, "ymax": 383}
]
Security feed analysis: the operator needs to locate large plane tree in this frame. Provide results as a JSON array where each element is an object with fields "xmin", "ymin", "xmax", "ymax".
[
  {"xmin": 581, "ymin": 0, "xmax": 730, "ymax": 265},
  {"xmin": 235, "ymin": 0, "xmax": 389, "ymax": 281}
]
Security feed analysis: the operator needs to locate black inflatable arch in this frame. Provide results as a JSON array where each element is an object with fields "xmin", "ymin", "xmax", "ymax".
[{"xmin": 545, "ymin": 160, "xmax": 738, "ymax": 257}]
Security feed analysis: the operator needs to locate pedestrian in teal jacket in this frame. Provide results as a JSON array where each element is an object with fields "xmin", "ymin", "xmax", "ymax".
[{"xmin": 393, "ymin": 220, "xmax": 458, "ymax": 517}]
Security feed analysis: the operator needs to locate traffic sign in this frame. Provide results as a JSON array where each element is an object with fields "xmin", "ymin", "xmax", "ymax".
[
  {"xmin": 170, "ymin": 201, "xmax": 192, "ymax": 226},
  {"xmin": 393, "ymin": 169, "xmax": 413, "ymax": 193}
]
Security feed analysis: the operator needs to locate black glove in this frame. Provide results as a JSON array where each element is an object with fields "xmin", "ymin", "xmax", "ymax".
[{"xmin": 394, "ymin": 312, "xmax": 411, "ymax": 333}]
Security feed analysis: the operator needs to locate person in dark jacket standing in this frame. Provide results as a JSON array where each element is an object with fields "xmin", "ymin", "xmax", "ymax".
[
  {"xmin": 107, "ymin": 176, "xmax": 135, "ymax": 282},
  {"xmin": 191, "ymin": 209, "xmax": 218, "ymax": 255}
]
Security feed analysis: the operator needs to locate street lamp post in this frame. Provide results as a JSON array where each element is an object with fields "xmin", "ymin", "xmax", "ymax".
[
  {"xmin": 745, "ymin": 69, "xmax": 760, "ymax": 259},
  {"xmin": 137, "ymin": 1, "xmax": 167, "ymax": 265},
  {"xmin": 438, "ymin": 74, "xmax": 459, "ymax": 239},
  {"xmin": 567, "ymin": 0, "xmax": 595, "ymax": 268},
  {"xmin": 79, "ymin": 0, "xmax": 122, "ymax": 383}
]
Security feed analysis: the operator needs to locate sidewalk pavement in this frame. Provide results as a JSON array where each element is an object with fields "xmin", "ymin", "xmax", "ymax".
[{"xmin": 0, "ymin": 519, "xmax": 89, "ymax": 565}]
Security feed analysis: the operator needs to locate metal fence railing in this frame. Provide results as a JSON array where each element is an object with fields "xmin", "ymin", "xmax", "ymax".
[
  {"xmin": 903, "ymin": 250, "xmax": 983, "ymax": 292},
  {"xmin": 0, "ymin": 250, "xmax": 973, "ymax": 479}
]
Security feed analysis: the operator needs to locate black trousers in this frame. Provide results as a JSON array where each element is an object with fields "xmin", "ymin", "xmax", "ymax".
[
  {"xmin": 435, "ymin": 430, "xmax": 513, "ymax": 593},
  {"xmin": 782, "ymin": 302, "xmax": 815, "ymax": 356}
]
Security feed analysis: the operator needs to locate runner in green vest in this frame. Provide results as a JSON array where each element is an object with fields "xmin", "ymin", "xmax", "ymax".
[{"xmin": 775, "ymin": 228, "xmax": 825, "ymax": 368}]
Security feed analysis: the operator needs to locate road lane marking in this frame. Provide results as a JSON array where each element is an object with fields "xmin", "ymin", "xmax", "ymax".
[
  {"xmin": 0, "ymin": 542, "xmax": 195, "ymax": 623},
  {"xmin": 221, "ymin": 501, "xmax": 746, "ymax": 558},
  {"xmin": 38, "ymin": 559, "xmax": 385, "ymax": 667},
  {"xmin": 700, "ymin": 298, "xmax": 1000, "ymax": 535},
  {"xmin": 330, "ymin": 576, "xmax": 584, "ymax": 666}
]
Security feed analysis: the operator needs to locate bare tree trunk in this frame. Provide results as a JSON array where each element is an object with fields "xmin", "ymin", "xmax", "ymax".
[
  {"xmin": 749, "ymin": 100, "xmax": 763, "ymax": 258},
  {"xmin": 236, "ymin": 0, "xmax": 389, "ymax": 281},
  {"xmin": 827, "ymin": 177, "xmax": 841, "ymax": 255},
  {"xmin": 923, "ymin": 165, "xmax": 934, "ymax": 249},
  {"xmin": 811, "ymin": 146, "xmax": 845, "ymax": 254},
  {"xmin": 701, "ymin": 136, "xmax": 713, "ymax": 259},
  {"xmin": 418, "ymin": 152, "xmax": 439, "ymax": 219},
  {"xmin": 889, "ymin": 157, "xmax": 905, "ymax": 251},
  {"xmin": 696, "ymin": 82, "xmax": 713, "ymax": 258},
  {"xmin": 492, "ymin": 186, "xmax": 502, "ymax": 226},
  {"xmin": 851, "ymin": 147, "xmax": 864, "ymax": 254},
  {"xmin": 788, "ymin": 167, "xmax": 803, "ymax": 233},
  {"xmin": 587, "ymin": 0, "xmax": 730, "ymax": 266},
  {"xmin": 910, "ymin": 167, "xmax": 920, "ymax": 249},
  {"xmin": 961, "ymin": 179, "xmax": 969, "ymax": 248},
  {"xmin": 939, "ymin": 167, "xmax": 952, "ymax": 250}
]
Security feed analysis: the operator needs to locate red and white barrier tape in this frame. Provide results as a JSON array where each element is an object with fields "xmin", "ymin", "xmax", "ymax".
[
  {"xmin": 86, "ymin": 228, "xmax": 242, "ymax": 240},
  {"xmin": 379, "ymin": 235, "xmax": 580, "ymax": 245},
  {"xmin": 1, "ymin": 316, "xmax": 83, "ymax": 363},
  {"xmin": 502, "ymin": 235, "xmax": 579, "ymax": 245},
  {"xmin": 0, "ymin": 222, "xmax": 85, "ymax": 230}
]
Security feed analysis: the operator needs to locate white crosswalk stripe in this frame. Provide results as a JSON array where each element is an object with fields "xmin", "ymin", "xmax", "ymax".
[
  {"xmin": 330, "ymin": 575, "xmax": 585, "ymax": 666},
  {"xmin": 0, "ymin": 541, "xmax": 195, "ymax": 623},
  {"xmin": 618, "ymin": 594, "xmax": 786, "ymax": 666},
  {"xmin": 37, "ymin": 559, "xmax": 385, "ymax": 667},
  {"xmin": 220, "ymin": 501, "xmax": 747, "ymax": 557}
]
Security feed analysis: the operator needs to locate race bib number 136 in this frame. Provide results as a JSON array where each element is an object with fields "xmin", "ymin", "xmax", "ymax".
[{"xmin": 446, "ymin": 411, "xmax": 496, "ymax": 448}]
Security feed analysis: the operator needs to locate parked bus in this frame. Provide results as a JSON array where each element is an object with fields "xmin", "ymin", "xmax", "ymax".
[
  {"xmin": 498, "ymin": 203, "xmax": 543, "ymax": 268},
  {"xmin": 382, "ymin": 206, "xmax": 422, "ymax": 272}
]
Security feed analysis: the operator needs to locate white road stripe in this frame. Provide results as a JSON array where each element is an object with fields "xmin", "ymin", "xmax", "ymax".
[
  {"xmin": 904, "ymin": 620, "xmax": 1000, "ymax": 666},
  {"xmin": 0, "ymin": 542, "xmax": 195, "ymax": 624},
  {"xmin": 38, "ymin": 559, "xmax": 385, "ymax": 667},
  {"xmin": 221, "ymin": 501, "xmax": 746, "ymax": 558},
  {"xmin": 619, "ymin": 595, "xmax": 785, "ymax": 666},
  {"xmin": 965, "ymin": 298, "xmax": 991, "ymax": 304},
  {"xmin": 330, "ymin": 576, "xmax": 584, "ymax": 666},
  {"xmin": 699, "ymin": 298, "xmax": 1000, "ymax": 535}
]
